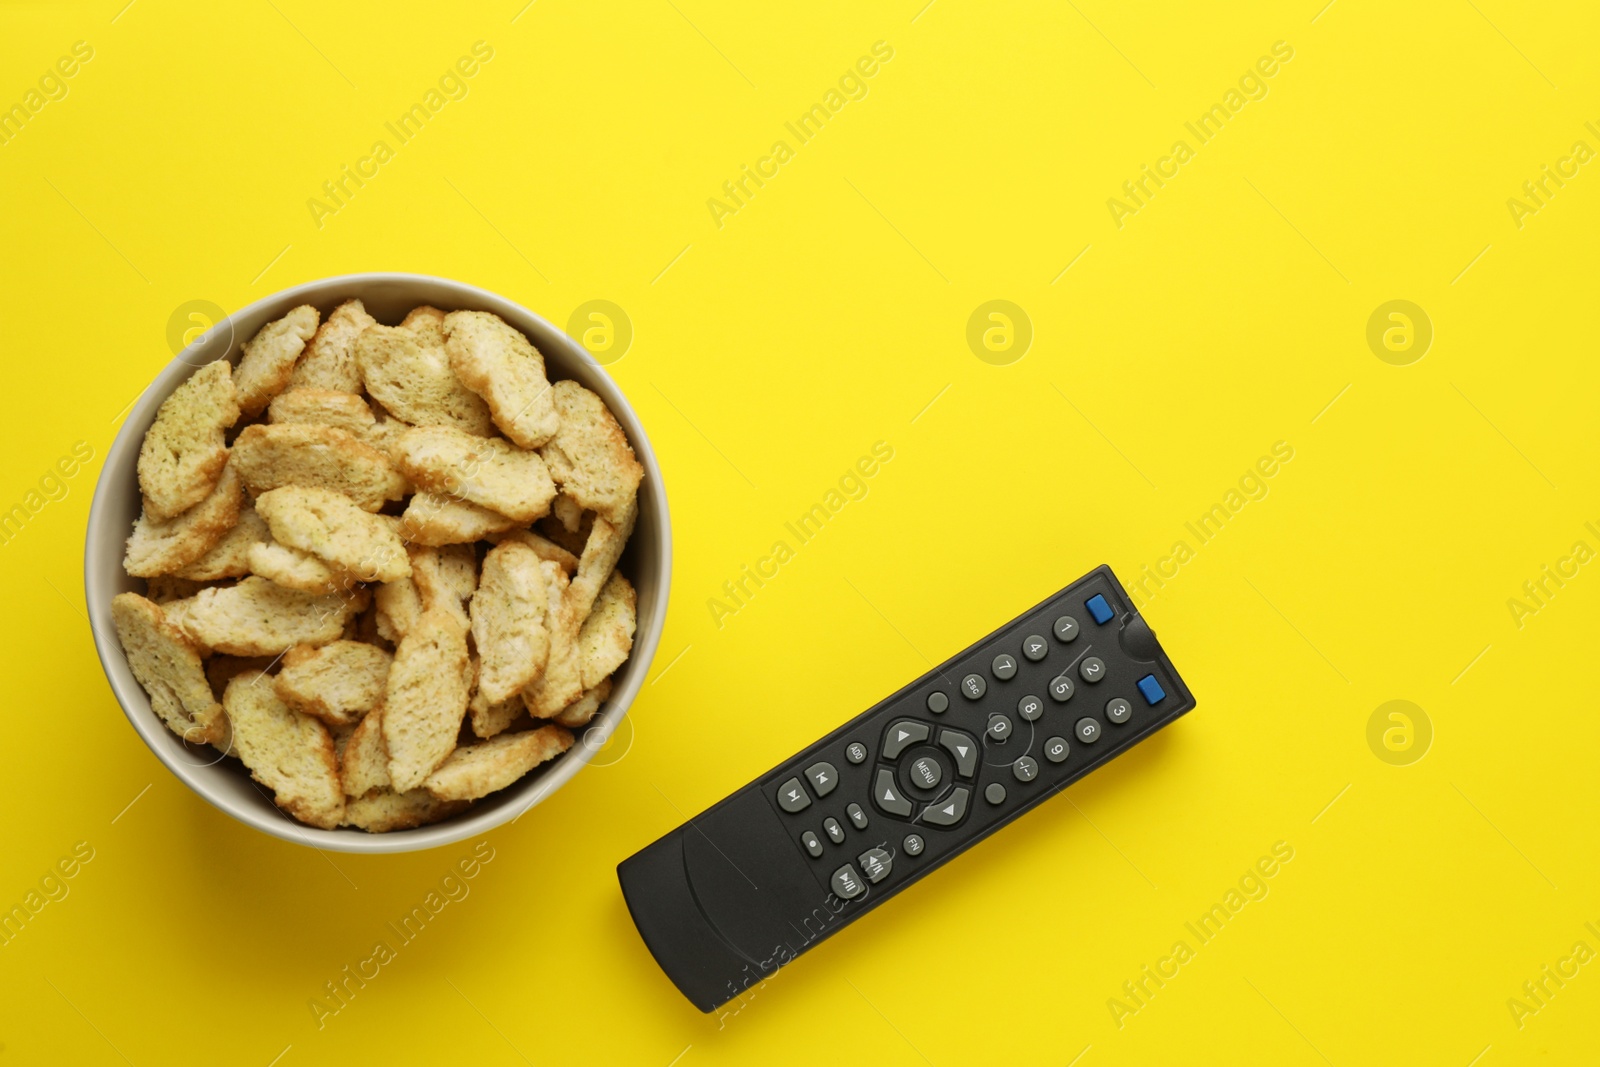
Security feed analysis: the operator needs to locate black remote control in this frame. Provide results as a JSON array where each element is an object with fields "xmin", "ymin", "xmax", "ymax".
[{"xmin": 617, "ymin": 564, "xmax": 1196, "ymax": 1012}]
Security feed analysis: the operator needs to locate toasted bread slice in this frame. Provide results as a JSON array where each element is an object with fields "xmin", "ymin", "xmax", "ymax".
[
  {"xmin": 443, "ymin": 310, "xmax": 560, "ymax": 448},
  {"xmin": 395, "ymin": 425, "xmax": 556, "ymax": 524},
  {"xmin": 231, "ymin": 423, "xmax": 406, "ymax": 512},
  {"xmin": 567, "ymin": 499, "xmax": 637, "ymax": 624},
  {"xmin": 342, "ymin": 788, "xmax": 466, "ymax": 832},
  {"xmin": 410, "ymin": 543, "xmax": 476, "ymax": 630},
  {"xmin": 356, "ymin": 322, "xmax": 494, "ymax": 435},
  {"xmin": 486, "ymin": 527, "xmax": 579, "ymax": 573},
  {"xmin": 382, "ymin": 609, "xmax": 472, "ymax": 792},
  {"xmin": 551, "ymin": 491, "xmax": 583, "ymax": 533},
  {"xmin": 178, "ymin": 575, "xmax": 362, "ymax": 655},
  {"xmin": 522, "ymin": 560, "xmax": 584, "ymax": 716},
  {"xmin": 578, "ymin": 571, "xmax": 636, "ymax": 690},
  {"xmin": 289, "ymin": 299, "xmax": 375, "ymax": 393},
  {"xmin": 111, "ymin": 592, "xmax": 225, "ymax": 744},
  {"xmin": 146, "ymin": 575, "xmax": 220, "ymax": 603},
  {"xmin": 553, "ymin": 675, "xmax": 612, "ymax": 728},
  {"xmin": 401, "ymin": 305, "xmax": 447, "ymax": 344},
  {"xmin": 136, "ymin": 360, "xmax": 240, "ymax": 522},
  {"xmin": 174, "ymin": 499, "xmax": 269, "ymax": 581},
  {"xmin": 398, "ymin": 492, "xmax": 517, "ymax": 546},
  {"xmin": 205, "ymin": 654, "xmax": 278, "ymax": 701},
  {"xmin": 540, "ymin": 380, "xmax": 643, "ymax": 524},
  {"xmin": 223, "ymin": 671, "xmax": 345, "ymax": 828},
  {"xmin": 274, "ymin": 640, "xmax": 392, "ymax": 727},
  {"xmin": 468, "ymin": 681, "xmax": 525, "ymax": 739},
  {"xmin": 341, "ymin": 706, "xmax": 390, "ymax": 797},
  {"xmin": 247, "ymin": 540, "xmax": 347, "ymax": 594},
  {"xmin": 421, "ymin": 725, "xmax": 573, "ymax": 802},
  {"xmin": 255, "ymin": 485, "xmax": 410, "ymax": 584},
  {"xmin": 124, "ymin": 464, "xmax": 244, "ymax": 578},
  {"xmin": 374, "ymin": 577, "xmax": 422, "ymax": 643},
  {"xmin": 234, "ymin": 305, "xmax": 319, "ymax": 418},
  {"xmin": 267, "ymin": 387, "xmax": 377, "ymax": 438},
  {"xmin": 470, "ymin": 542, "xmax": 549, "ymax": 705}
]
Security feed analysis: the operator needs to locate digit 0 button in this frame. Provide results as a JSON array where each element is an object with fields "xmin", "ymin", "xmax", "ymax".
[{"xmin": 987, "ymin": 714, "xmax": 1013, "ymax": 741}]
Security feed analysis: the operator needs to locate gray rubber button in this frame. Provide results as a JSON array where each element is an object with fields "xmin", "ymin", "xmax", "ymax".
[
  {"xmin": 1044, "ymin": 736, "xmax": 1070, "ymax": 763},
  {"xmin": 824, "ymin": 817, "xmax": 845, "ymax": 844},
  {"xmin": 926, "ymin": 691, "xmax": 949, "ymax": 714},
  {"xmin": 776, "ymin": 777, "xmax": 810, "ymax": 813},
  {"xmin": 831, "ymin": 864, "xmax": 865, "ymax": 900},
  {"xmin": 1105, "ymin": 697, "xmax": 1132, "ymax": 724},
  {"xmin": 1022, "ymin": 634, "xmax": 1048, "ymax": 662},
  {"xmin": 937, "ymin": 729, "xmax": 978, "ymax": 777},
  {"xmin": 961, "ymin": 674, "xmax": 986, "ymax": 700},
  {"xmin": 847, "ymin": 803, "xmax": 868, "ymax": 830},
  {"xmin": 987, "ymin": 714, "xmax": 1013, "ymax": 741},
  {"xmin": 991, "ymin": 654, "xmax": 1017, "ymax": 680},
  {"xmin": 857, "ymin": 848, "xmax": 892, "ymax": 883},
  {"xmin": 985, "ymin": 783, "xmax": 1006, "ymax": 805},
  {"xmin": 1079, "ymin": 656, "xmax": 1106, "ymax": 683},
  {"xmin": 1018, "ymin": 694, "xmax": 1044, "ymax": 721},
  {"xmin": 802, "ymin": 830, "xmax": 823, "ymax": 857},
  {"xmin": 909, "ymin": 756, "xmax": 942, "ymax": 790},
  {"xmin": 805, "ymin": 761, "xmax": 839, "ymax": 797},
  {"xmin": 1053, "ymin": 615, "xmax": 1080, "ymax": 642},
  {"xmin": 882, "ymin": 720, "xmax": 931, "ymax": 759},
  {"xmin": 1048, "ymin": 675, "xmax": 1075, "ymax": 702},
  {"xmin": 920, "ymin": 786, "xmax": 970, "ymax": 826},
  {"xmin": 1013, "ymin": 756, "xmax": 1039, "ymax": 782},
  {"xmin": 1075, "ymin": 716, "xmax": 1102, "ymax": 743},
  {"xmin": 873, "ymin": 768, "xmax": 913, "ymax": 816},
  {"xmin": 846, "ymin": 741, "xmax": 868, "ymax": 764},
  {"xmin": 903, "ymin": 834, "xmax": 925, "ymax": 857}
]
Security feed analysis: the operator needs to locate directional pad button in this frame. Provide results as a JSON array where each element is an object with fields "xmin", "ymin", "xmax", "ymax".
[
  {"xmin": 936, "ymin": 729, "xmax": 979, "ymax": 778},
  {"xmin": 881, "ymin": 719, "xmax": 931, "ymax": 760},
  {"xmin": 919, "ymin": 786, "xmax": 970, "ymax": 827},
  {"xmin": 873, "ymin": 768, "xmax": 914, "ymax": 817}
]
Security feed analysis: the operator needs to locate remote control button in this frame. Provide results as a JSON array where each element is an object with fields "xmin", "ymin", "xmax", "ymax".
[
  {"xmin": 1044, "ymin": 736, "xmax": 1070, "ymax": 763},
  {"xmin": 1053, "ymin": 615, "xmax": 1080, "ymax": 642},
  {"xmin": 882, "ymin": 720, "xmax": 931, "ymax": 759},
  {"xmin": 824, "ymin": 817, "xmax": 845, "ymax": 844},
  {"xmin": 920, "ymin": 787, "xmax": 970, "ymax": 826},
  {"xmin": 926, "ymin": 691, "xmax": 949, "ymax": 714},
  {"xmin": 985, "ymin": 783, "xmax": 1006, "ymax": 805},
  {"xmin": 801, "ymin": 830, "xmax": 823, "ymax": 857},
  {"xmin": 1017, "ymin": 694, "xmax": 1043, "ymax": 721},
  {"xmin": 961, "ymin": 674, "xmax": 986, "ymax": 700},
  {"xmin": 873, "ymin": 768, "xmax": 913, "ymax": 816},
  {"xmin": 1138, "ymin": 674, "xmax": 1167, "ymax": 705},
  {"xmin": 847, "ymin": 803, "xmax": 869, "ymax": 830},
  {"xmin": 776, "ymin": 777, "xmax": 811, "ymax": 813},
  {"xmin": 1013, "ymin": 756, "xmax": 1039, "ymax": 782},
  {"xmin": 1105, "ymin": 697, "xmax": 1132, "ymax": 724},
  {"xmin": 1022, "ymin": 634, "xmax": 1049, "ymax": 661},
  {"xmin": 846, "ymin": 741, "xmax": 868, "ymax": 765},
  {"xmin": 857, "ymin": 848, "xmax": 892, "ymax": 883},
  {"xmin": 987, "ymin": 714, "xmax": 1013, "ymax": 741},
  {"xmin": 937, "ymin": 729, "xmax": 978, "ymax": 777},
  {"xmin": 1086, "ymin": 594, "xmax": 1114, "ymax": 624},
  {"xmin": 805, "ymin": 761, "xmax": 839, "ymax": 797},
  {"xmin": 903, "ymin": 834, "xmax": 925, "ymax": 857},
  {"xmin": 1048, "ymin": 675, "xmax": 1075, "ymax": 702},
  {"xmin": 831, "ymin": 864, "xmax": 865, "ymax": 900},
  {"xmin": 1080, "ymin": 657, "xmax": 1106, "ymax": 683},
  {"xmin": 991, "ymin": 654, "xmax": 1017, "ymax": 680},
  {"xmin": 908, "ymin": 756, "xmax": 942, "ymax": 790},
  {"xmin": 1075, "ymin": 717, "xmax": 1102, "ymax": 744}
]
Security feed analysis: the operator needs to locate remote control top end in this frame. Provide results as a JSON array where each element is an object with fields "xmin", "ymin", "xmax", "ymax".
[{"xmin": 618, "ymin": 565, "xmax": 1195, "ymax": 1013}]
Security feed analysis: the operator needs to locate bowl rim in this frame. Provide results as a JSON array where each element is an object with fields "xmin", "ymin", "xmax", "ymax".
[{"xmin": 83, "ymin": 272, "xmax": 671, "ymax": 854}]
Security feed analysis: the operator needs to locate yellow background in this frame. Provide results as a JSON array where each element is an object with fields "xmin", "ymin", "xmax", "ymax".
[{"xmin": 1, "ymin": 0, "xmax": 1596, "ymax": 1063}]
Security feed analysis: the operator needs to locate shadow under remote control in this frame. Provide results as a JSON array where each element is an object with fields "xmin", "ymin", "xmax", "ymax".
[{"xmin": 617, "ymin": 564, "xmax": 1197, "ymax": 1012}]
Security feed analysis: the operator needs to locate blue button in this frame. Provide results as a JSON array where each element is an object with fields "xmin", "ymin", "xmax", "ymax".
[
  {"xmin": 1137, "ymin": 674, "xmax": 1166, "ymax": 705},
  {"xmin": 1086, "ymin": 595, "xmax": 1114, "ymax": 625}
]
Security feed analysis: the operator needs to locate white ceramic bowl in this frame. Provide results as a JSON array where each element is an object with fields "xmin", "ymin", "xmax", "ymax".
[{"xmin": 85, "ymin": 274, "xmax": 671, "ymax": 853}]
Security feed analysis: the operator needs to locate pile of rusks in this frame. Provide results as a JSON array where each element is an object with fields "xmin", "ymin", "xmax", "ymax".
[{"xmin": 111, "ymin": 300, "xmax": 643, "ymax": 832}]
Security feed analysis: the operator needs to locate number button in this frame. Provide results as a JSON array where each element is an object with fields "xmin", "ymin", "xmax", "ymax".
[
  {"xmin": 1079, "ymin": 657, "xmax": 1106, "ymax": 683},
  {"xmin": 1053, "ymin": 616, "xmax": 1080, "ymax": 642},
  {"xmin": 1048, "ymin": 675, "xmax": 1075, "ymax": 702},
  {"xmin": 1044, "ymin": 736, "xmax": 1070, "ymax": 763},
  {"xmin": 846, "ymin": 742, "xmax": 868, "ymax": 765},
  {"xmin": 987, "ymin": 715, "xmax": 1013, "ymax": 741},
  {"xmin": 991, "ymin": 654, "xmax": 1017, "ymax": 680},
  {"xmin": 1105, "ymin": 698, "xmax": 1131, "ymax": 724},
  {"xmin": 1075, "ymin": 717, "xmax": 1102, "ymax": 744},
  {"xmin": 1018, "ymin": 694, "xmax": 1043, "ymax": 721},
  {"xmin": 961, "ymin": 674, "xmax": 986, "ymax": 700},
  {"xmin": 1022, "ymin": 634, "xmax": 1048, "ymax": 661}
]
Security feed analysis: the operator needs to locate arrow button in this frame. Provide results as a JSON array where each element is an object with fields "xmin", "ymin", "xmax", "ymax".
[
  {"xmin": 919, "ymin": 786, "xmax": 970, "ymax": 827},
  {"xmin": 881, "ymin": 719, "xmax": 930, "ymax": 759},
  {"xmin": 873, "ymin": 768, "xmax": 913, "ymax": 817},
  {"xmin": 937, "ymin": 728, "xmax": 980, "ymax": 778}
]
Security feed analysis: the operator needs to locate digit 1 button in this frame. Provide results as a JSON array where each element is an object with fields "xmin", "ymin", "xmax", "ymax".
[
  {"xmin": 903, "ymin": 834, "xmax": 925, "ymax": 857},
  {"xmin": 776, "ymin": 776, "xmax": 810, "ymax": 813},
  {"xmin": 805, "ymin": 761, "xmax": 839, "ymax": 797},
  {"xmin": 1075, "ymin": 717, "xmax": 1102, "ymax": 744},
  {"xmin": 846, "ymin": 742, "xmax": 868, "ymax": 765},
  {"xmin": 991, "ymin": 654, "xmax": 1017, "ymax": 680},
  {"xmin": 961, "ymin": 674, "xmax": 986, "ymax": 700},
  {"xmin": 1079, "ymin": 656, "xmax": 1106, "ymax": 683},
  {"xmin": 847, "ymin": 803, "xmax": 869, "ymax": 830},
  {"xmin": 1105, "ymin": 698, "xmax": 1131, "ymax": 724},
  {"xmin": 831, "ymin": 865, "xmax": 864, "ymax": 900},
  {"xmin": 1044, "ymin": 736, "xmax": 1070, "ymax": 763},
  {"xmin": 1048, "ymin": 675, "xmax": 1075, "ymax": 702},
  {"xmin": 1053, "ymin": 615, "xmax": 1080, "ymax": 642},
  {"xmin": 801, "ymin": 831, "xmax": 823, "ymax": 858},
  {"xmin": 1022, "ymin": 634, "xmax": 1048, "ymax": 662},
  {"xmin": 926, "ymin": 691, "xmax": 949, "ymax": 714},
  {"xmin": 1018, "ymin": 694, "xmax": 1043, "ymax": 721},
  {"xmin": 1013, "ymin": 756, "xmax": 1039, "ymax": 782},
  {"xmin": 987, "ymin": 714, "xmax": 1013, "ymax": 741}
]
